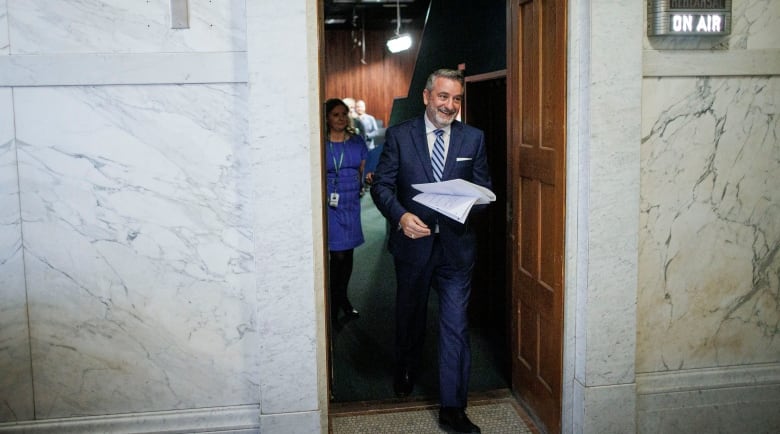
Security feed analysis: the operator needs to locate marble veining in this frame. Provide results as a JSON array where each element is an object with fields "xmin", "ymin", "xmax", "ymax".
[
  {"xmin": 13, "ymin": 84, "xmax": 259, "ymax": 417},
  {"xmin": 0, "ymin": 87, "xmax": 35, "ymax": 423},
  {"xmin": 246, "ymin": 1, "xmax": 321, "ymax": 414},
  {"xmin": 737, "ymin": 0, "xmax": 780, "ymax": 50},
  {"xmin": 1, "ymin": 0, "xmax": 324, "ymax": 430},
  {"xmin": 576, "ymin": 0, "xmax": 643, "ymax": 388},
  {"xmin": 7, "ymin": 0, "xmax": 246, "ymax": 54},
  {"xmin": 0, "ymin": 0, "xmax": 8, "ymax": 55},
  {"xmin": 638, "ymin": 76, "xmax": 780, "ymax": 372}
]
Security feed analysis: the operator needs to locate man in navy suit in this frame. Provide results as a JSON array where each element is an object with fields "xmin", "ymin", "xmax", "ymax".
[{"xmin": 371, "ymin": 68, "xmax": 491, "ymax": 434}]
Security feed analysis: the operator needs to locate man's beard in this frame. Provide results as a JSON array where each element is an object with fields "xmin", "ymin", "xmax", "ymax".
[{"xmin": 434, "ymin": 108, "xmax": 457, "ymax": 126}]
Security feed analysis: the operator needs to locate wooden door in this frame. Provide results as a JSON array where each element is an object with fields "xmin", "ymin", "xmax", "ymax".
[{"xmin": 507, "ymin": 0, "xmax": 566, "ymax": 432}]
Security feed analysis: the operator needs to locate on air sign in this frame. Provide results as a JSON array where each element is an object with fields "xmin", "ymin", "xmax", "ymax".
[{"xmin": 648, "ymin": 0, "xmax": 731, "ymax": 36}]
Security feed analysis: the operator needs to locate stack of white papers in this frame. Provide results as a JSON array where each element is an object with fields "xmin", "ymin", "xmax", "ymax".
[{"xmin": 412, "ymin": 178, "xmax": 496, "ymax": 223}]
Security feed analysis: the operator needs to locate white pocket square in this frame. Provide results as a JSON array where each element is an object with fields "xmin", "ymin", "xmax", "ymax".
[{"xmin": 456, "ymin": 157, "xmax": 472, "ymax": 161}]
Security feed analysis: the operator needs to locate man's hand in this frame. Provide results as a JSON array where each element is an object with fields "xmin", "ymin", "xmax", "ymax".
[{"xmin": 399, "ymin": 212, "xmax": 431, "ymax": 239}]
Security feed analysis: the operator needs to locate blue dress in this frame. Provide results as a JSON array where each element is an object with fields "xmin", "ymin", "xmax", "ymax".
[{"xmin": 326, "ymin": 135, "xmax": 368, "ymax": 251}]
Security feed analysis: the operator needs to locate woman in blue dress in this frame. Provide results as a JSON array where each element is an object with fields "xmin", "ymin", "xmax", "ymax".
[{"xmin": 324, "ymin": 98, "xmax": 368, "ymax": 328}]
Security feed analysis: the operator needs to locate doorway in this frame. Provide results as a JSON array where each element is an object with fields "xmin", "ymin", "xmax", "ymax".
[
  {"xmin": 323, "ymin": 53, "xmax": 512, "ymax": 407},
  {"xmin": 326, "ymin": 72, "xmax": 513, "ymax": 401},
  {"xmin": 321, "ymin": 0, "xmax": 567, "ymax": 432}
]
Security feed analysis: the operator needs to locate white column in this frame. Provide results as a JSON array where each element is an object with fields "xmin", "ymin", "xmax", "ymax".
[
  {"xmin": 245, "ymin": 0, "xmax": 327, "ymax": 432},
  {"xmin": 563, "ymin": 0, "xmax": 643, "ymax": 432}
]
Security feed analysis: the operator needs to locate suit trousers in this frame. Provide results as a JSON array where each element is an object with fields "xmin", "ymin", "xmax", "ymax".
[{"xmin": 393, "ymin": 234, "xmax": 473, "ymax": 408}]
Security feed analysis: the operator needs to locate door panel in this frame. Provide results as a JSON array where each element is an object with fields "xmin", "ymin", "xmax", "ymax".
[{"xmin": 507, "ymin": 0, "xmax": 566, "ymax": 432}]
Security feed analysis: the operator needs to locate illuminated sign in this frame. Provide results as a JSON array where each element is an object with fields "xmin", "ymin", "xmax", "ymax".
[{"xmin": 648, "ymin": 0, "xmax": 731, "ymax": 36}]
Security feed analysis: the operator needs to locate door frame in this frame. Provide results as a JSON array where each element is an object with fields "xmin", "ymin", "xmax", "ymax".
[{"xmin": 319, "ymin": 0, "xmax": 643, "ymax": 431}]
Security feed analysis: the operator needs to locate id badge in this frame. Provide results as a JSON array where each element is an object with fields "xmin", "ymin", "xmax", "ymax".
[{"xmin": 329, "ymin": 192, "xmax": 340, "ymax": 208}]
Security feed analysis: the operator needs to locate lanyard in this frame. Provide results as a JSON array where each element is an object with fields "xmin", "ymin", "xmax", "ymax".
[{"xmin": 328, "ymin": 140, "xmax": 345, "ymax": 182}]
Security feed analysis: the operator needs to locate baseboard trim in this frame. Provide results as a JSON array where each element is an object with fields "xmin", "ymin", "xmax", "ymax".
[
  {"xmin": 0, "ymin": 404, "xmax": 260, "ymax": 434},
  {"xmin": 636, "ymin": 362, "xmax": 780, "ymax": 395},
  {"xmin": 637, "ymin": 363, "xmax": 780, "ymax": 433}
]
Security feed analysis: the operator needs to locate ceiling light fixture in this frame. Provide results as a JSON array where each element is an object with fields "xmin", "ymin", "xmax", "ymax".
[{"xmin": 386, "ymin": 0, "xmax": 412, "ymax": 53}]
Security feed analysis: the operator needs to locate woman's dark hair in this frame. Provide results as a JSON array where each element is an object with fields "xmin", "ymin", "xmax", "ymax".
[
  {"xmin": 325, "ymin": 98, "xmax": 348, "ymax": 115},
  {"xmin": 324, "ymin": 98, "xmax": 357, "ymax": 135}
]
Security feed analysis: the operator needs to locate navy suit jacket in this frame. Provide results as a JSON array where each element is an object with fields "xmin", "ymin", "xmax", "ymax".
[{"xmin": 370, "ymin": 115, "xmax": 492, "ymax": 268}]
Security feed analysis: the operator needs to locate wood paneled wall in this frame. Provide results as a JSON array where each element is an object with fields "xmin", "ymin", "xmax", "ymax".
[{"xmin": 323, "ymin": 29, "xmax": 420, "ymax": 127}]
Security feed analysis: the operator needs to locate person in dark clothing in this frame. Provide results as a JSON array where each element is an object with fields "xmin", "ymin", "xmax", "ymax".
[{"xmin": 370, "ymin": 69, "xmax": 491, "ymax": 433}]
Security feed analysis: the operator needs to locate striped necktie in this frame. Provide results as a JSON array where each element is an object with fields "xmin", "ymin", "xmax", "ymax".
[{"xmin": 432, "ymin": 129, "xmax": 445, "ymax": 182}]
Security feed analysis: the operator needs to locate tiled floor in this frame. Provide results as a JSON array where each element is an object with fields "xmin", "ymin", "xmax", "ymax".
[{"xmin": 329, "ymin": 389, "xmax": 542, "ymax": 434}]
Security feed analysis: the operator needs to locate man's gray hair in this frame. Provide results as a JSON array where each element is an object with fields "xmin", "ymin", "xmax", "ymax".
[{"xmin": 425, "ymin": 69, "xmax": 465, "ymax": 91}]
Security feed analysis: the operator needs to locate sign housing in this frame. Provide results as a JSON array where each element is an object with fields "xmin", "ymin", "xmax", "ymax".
[{"xmin": 648, "ymin": 0, "xmax": 732, "ymax": 36}]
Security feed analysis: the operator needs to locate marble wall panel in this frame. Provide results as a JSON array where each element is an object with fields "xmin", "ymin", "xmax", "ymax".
[
  {"xmin": 246, "ymin": 0, "xmax": 322, "ymax": 415},
  {"xmin": 638, "ymin": 76, "xmax": 780, "ymax": 372},
  {"xmin": 736, "ymin": 0, "xmax": 779, "ymax": 50},
  {"xmin": 579, "ymin": 0, "xmax": 642, "ymax": 387},
  {"xmin": 14, "ymin": 84, "xmax": 259, "ymax": 418},
  {"xmin": 7, "ymin": 0, "xmax": 245, "ymax": 54},
  {"xmin": 0, "ymin": 87, "xmax": 34, "ymax": 422},
  {"xmin": 0, "ymin": 0, "xmax": 8, "ymax": 54}
]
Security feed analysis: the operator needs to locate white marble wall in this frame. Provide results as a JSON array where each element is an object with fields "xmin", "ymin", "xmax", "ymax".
[
  {"xmin": 0, "ymin": 1, "xmax": 324, "ymax": 432},
  {"xmin": 563, "ymin": 0, "xmax": 643, "ymax": 432},
  {"xmin": 0, "ymin": 0, "xmax": 7, "ymax": 54},
  {"xmin": 0, "ymin": 0, "xmax": 30, "ymax": 422},
  {"xmin": 0, "ymin": 87, "xmax": 35, "ymax": 422},
  {"xmin": 639, "ymin": 76, "xmax": 780, "ymax": 370},
  {"xmin": 636, "ymin": 0, "xmax": 780, "ymax": 432},
  {"xmin": 637, "ymin": 76, "xmax": 780, "ymax": 433},
  {"xmin": 8, "ymin": 0, "xmax": 246, "ymax": 54},
  {"xmin": 17, "ymin": 84, "xmax": 259, "ymax": 417},
  {"xmin": 639, "ymin": 0, "xmax": 780, "ymax": 372},
  {"xmin": 246, "ymin": 0, "xmax": 324, "ymax": 423}
]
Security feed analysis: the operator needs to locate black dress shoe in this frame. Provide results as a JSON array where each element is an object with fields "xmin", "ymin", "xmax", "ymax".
[
  {"xmin": 438, "ymin": 407, "xmax": 481, "ymax": 433},
  {"xmin": 393, "ymin": 369, "xmax": 414, "ymax": 397}
]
